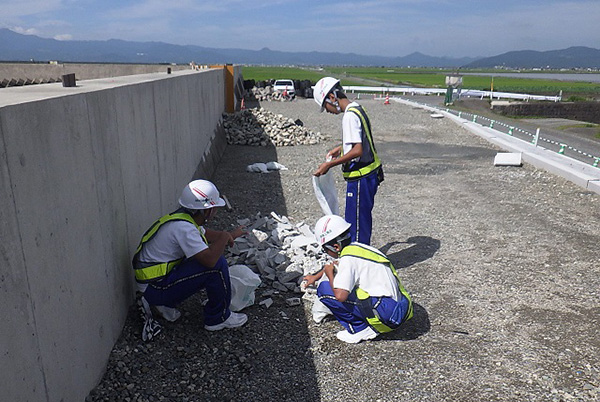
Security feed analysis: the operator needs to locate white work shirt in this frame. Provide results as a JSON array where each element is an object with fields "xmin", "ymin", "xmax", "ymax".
[
  {"xmin": 136, "ymin": 220, "xmax": 208, "ymax": 291},
  {"xmin": 341, "ymin": 101, "xmax": 363, "ymax": 161},
  {"xmin": 139, "ymin": 220, "xmax": 208, "ymax": 262},
  {"xmin": 333, "ymin": 243, "xmax": 400, "ymax": 300}
]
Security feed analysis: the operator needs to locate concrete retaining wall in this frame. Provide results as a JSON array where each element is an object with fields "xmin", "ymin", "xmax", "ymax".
[
  {"xmin": 495, "ymin": 101, "xmax": 600, "ymax": 124},
  {"xmin": 0, "ymin": 66, "xmax": 240, "ymax": 401}
]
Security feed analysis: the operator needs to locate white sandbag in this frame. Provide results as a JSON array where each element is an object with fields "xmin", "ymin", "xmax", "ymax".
[
  {"xmin": 229, "ymin": 264, "xmax": 262, "ymax": 312},
  {"xmin": 311, "ymin": 297, "xmax": 333, "ymax": 324},
  {"xmin": 312, "ymin": 172, "xmax": 339, "ymax": 215},
  {"xmin": 246, "ymin": 161, "xmax": 288, "ymax": 173},
  {"xmin": 265, "ymin": 161, "xmax": 288, "ymax": 171},
  {"xmin": 246, "ymin": 163, "xmax": 269, "ymax": 173}
]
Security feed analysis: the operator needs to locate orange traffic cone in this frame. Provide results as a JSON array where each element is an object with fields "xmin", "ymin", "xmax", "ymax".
[
  {"xmin": 241, "ymin": 98, "xmax": 246, "ymax": 110},
  {"xmin": 384, "ymin": 94, "xmax": 390, "ymax": 105}
]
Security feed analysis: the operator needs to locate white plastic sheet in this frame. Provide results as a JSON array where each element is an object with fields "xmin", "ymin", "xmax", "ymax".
[
  {"xmin": 229, "ymin": 264, "xmax": 262, "ymax": 311},
  {"xmin": 312, "ymin": 172, "xmax": 339, "ymax": 215}
]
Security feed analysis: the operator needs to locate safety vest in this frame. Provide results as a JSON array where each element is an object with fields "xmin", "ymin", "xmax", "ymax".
[
  {"xmin": 340, "ymin": 243, "xmax": 413, "ymax": 333},
  {"xmin": 342, "ymin": 105, "xmax": 382, "ymax": 180},
  {"xmin": 132, "ymin": 210, "xmax": 207, "ymax": 283}
]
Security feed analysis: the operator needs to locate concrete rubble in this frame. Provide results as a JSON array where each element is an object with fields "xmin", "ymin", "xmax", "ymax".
[
  {"xmin": 250, "ymin": 85, "xmax": 293, "ymax": 102},
  {"xmin": 225, "ymin": 211, "xmax": 328, "ymax": 295},
  {"xmin": 223, "ymin": 108, "xmax": 322, "ymax": 147}
]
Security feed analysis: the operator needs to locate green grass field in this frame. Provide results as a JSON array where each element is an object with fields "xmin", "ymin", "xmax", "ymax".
[{"xmin": 242, "ymin": 66, "xmax": 600, "ymax": 97}]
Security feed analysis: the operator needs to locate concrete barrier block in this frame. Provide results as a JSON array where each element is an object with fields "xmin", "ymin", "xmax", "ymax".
[
  {"xmin": 587, "ymin": 179, "xmax": 600, "ymax": 195},
  {"xmin": 494, "ymin": 152, "xmax": 522, "ymax": 166}
]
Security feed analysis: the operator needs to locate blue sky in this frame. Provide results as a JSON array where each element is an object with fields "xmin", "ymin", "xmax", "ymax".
[{"xmin": 1, "ymin": 0, "xmax": 599, "ymax": 58}]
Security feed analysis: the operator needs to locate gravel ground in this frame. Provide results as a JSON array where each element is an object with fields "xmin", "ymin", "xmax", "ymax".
[{"xmin": 88, "ymin": 98, "xmax": 599, "ymax": 402}]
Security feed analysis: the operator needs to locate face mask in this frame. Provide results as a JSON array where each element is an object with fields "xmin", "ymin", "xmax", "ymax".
[{"xmin": 325, "ymin": 98, "xmax": 342, "ymax": 113}]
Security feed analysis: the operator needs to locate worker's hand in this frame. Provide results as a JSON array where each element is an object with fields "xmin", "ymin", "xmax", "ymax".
[
  {"xmin": 313, "ymin": 161, "xmax": 330, "ymax": 177},
  {"xmin": 327, "ymin": 146, "xmax": 341, "ymax": 160},
  {"xmin": 229, "ymin": 225, "xmax": 247, "ymax": 241},
  {"xmin": 303, "ymin": 274, "xmax": 319, "ymax": 287},
  {"xmin": 223, "ymin": 231, "xmax": 235, "ymax": 247}
]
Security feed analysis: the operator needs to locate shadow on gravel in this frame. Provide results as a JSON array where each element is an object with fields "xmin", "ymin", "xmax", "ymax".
[
  {"xmin": 381, "ymin": 236, "xmax": 441, "ymax": 269},
  {"xmin": 88, "ymin": 104, "xmax": 322, "ymax": 401},
  {"xmin": 377, "ymin": 303, "xmax": 431, "ymax": 341},
  {"xmin": 376, "ymin": 237, "xmax": 437, "ymax": 341}
]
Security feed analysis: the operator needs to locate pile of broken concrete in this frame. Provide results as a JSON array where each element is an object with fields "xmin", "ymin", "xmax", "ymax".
[
  {"xmin": 250, "ymin": 86, "xmax": 293, "ymax": 102},
  {"xmin": 225, "ymin": 212, "xmax": 327, "ymax": 298},
  {"xmin": 223, "ymin": 108, "xmax": 322, "ymax": 147}
]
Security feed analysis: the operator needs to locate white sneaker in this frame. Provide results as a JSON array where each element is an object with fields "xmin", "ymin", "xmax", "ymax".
[
  {"xmin": 155, "ymin": 305, "xmax": 181, "ymax": 322},
  {"xmin": 204, "ymin": 312, "xmax": 248, "ymax": 331},
  {"xmin": 336, "ymin": 327, "xmax": 378, "ymax": 344}
]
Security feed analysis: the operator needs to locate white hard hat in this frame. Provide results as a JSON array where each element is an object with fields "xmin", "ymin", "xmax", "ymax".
[
  {"xmin": 314, "ymin": 215, "xmax": 351, "ymax": 246},
  {"xmin": 314, "ymin": 77, "xmax": 340, "ymax": 111},
  {"xmin": 179, "ymin": 179, "xmax": 226, "ymax": 210}
]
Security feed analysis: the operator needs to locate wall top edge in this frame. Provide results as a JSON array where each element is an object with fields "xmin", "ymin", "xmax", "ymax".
[{"xmin": 0, "ymin": 69, "xmax": 217, "ymax": 108}]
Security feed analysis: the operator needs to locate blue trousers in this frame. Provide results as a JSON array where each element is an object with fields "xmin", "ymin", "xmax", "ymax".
[
  {"xmin": 143, "ymin": 256, "xmax": 232, "ymax": 326},
  {"xmin": 317, "ymin": 280, "xmax": 410, "ymax": 334},
  {"xmin": 345, "ymin": 170, "xmax": 379, "ymax": 245}
]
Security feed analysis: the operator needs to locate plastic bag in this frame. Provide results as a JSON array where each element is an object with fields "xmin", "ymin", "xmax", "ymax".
[
  {"xmin": 312, "ymin": 172, "xmax": 339, "ymax": 215},
  {"xmin": 311, "ymin": 297, "xmax": 333, "ymax": 324},
  {"xmin": 229, "ymin": 264, "xmax": 262, "ymax": 312}
]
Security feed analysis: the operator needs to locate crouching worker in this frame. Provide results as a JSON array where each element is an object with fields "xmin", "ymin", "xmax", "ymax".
[
  {"xmin": 132, "ymin": 179, "xmax": 248, "ymax": 341},
  {"xmin": 303, "ymin": 215, "xmax": 413, "ymax": 344}
]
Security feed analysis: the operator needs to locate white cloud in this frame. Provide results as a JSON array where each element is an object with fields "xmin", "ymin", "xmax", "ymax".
[
  {"xmin": 54, "ymin": 33, "xmax": 73, "ymax": 40},
  {"xmin": 11, "ymin": 26, "xmax": 39, "ymax": 35}
]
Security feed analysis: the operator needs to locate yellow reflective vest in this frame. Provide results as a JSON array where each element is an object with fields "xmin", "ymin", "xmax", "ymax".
[
  {"xmin": 342, "ymin": 105, "xmax": 382, "ymax": 180},
  {"xmin": 132, "ymin": 211, "xmax": 207, "ymax": 283},
  {"xmin": 340, "ymin": 244, "xmax": 413, "ymax": 333}
]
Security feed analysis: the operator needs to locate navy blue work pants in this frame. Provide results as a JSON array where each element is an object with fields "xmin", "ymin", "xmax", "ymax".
[
  {"xmin": 143, "ymin": 256, "xmax": 232, "ymax": 326},
  {"xmin": 345, "ymin": 170, "xmax": 379, "ymax": 245},
  {"xmin": 317, "ymin": 280, "xmax": 410, "ymax": 334}
]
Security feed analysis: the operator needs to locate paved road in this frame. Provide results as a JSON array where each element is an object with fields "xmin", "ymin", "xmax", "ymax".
[
  {"xmin": 401, "ymin": 95, "xmax": 600, "ymax": 166},
  {"xmin": 330, "ymin": 70, "xmax": 600, "ymax": 166}
]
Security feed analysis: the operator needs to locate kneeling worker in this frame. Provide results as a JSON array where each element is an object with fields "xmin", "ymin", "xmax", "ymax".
[
  {"xmin": 304, "ymin": 215, "xmax": 413, "ymax": 343},
  {"xmin": 132, "ymin": 179, "xmax": 247, "ymax": 341}
]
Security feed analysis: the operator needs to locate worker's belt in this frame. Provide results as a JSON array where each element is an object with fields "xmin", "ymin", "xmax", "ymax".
[{"xmin": 342, "ymin": 163, "xmax": 384, "ymax": 182}]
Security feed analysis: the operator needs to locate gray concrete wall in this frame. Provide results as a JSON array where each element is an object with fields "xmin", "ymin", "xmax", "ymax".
[{"xmin": 0, "ymin": 67, "xmax": 233, "ymax": 401}]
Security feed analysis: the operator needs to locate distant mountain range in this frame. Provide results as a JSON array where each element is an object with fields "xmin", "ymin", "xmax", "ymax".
[
  {"xmin": 0, "ymin": 29, "xmax": 598, "ymax": 69},
  {"xmin": 466, "ymin": 46, "xmax": 600, "ymax": 69}
]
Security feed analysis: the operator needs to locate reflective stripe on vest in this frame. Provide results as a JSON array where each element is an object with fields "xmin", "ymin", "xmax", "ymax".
[
  {"xmin": 340, "ymin": 244, "xmax": 413, "ymax": 332},
  {"xmin": 132, "ymin": 211, "xmax": 207, "ymax": 283},
  {"xmin": 342, "ymin": 106, "xmax": 382, "ymax": 180}
]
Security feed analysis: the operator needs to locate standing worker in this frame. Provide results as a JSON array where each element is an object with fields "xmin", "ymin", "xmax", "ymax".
[
  {"xmin": 303, "ymin": 215, "xmax": 412, "ymax": 343},
  {"xmin": 132, "ymin": 179, "xmax": 248, "ymax": 341},
  {"xmin": 313, "ymin": 77, "xmax": 384, "ymax": 245}
]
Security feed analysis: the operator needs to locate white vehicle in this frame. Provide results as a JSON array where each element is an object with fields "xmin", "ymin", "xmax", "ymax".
[{"xmin": 272, "ymin": 79, "xmax": 295, "ymax": 97}]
